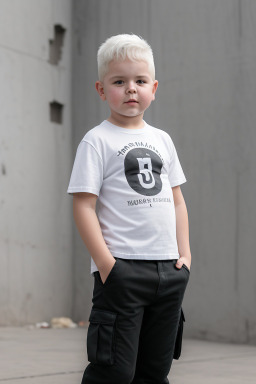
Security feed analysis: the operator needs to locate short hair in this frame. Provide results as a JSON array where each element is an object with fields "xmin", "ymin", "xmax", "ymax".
[{"xmin": 97, "ymin": 34, "xmax": 155, "ymax": 81}]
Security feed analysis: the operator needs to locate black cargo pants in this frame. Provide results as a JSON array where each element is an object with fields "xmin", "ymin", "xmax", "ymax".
[{"xmin": 81, "ymin": 258, "xmax": 190, "ymax": 384}]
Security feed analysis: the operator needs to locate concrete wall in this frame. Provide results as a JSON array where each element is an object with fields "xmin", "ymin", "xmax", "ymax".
[
  {"xmin": 72, "ymin": 0, "xmax": 256, "ymax": 344},
  {"xmin": 1, "ymin": 0, "xmax": 255, "ymax": 343},
  {"xmin": 0, "ymin": 0, "xmax": 73, "ymax": 325}
]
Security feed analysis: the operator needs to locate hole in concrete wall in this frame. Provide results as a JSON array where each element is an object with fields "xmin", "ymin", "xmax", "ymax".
[
  {"xmin": 50, "ymin": 101, "xmax": 64, "ymax": 124},
  {"xmin": 2, "ymin": 164, "xmax": 6, "ymax": 175},
  {"xmin": 49, "ymin": 24, "xmax": 66, "ymax": 65}
]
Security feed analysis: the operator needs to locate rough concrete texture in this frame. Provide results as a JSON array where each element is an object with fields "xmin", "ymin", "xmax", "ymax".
[
  {"xmin": 0, "ymin": 0, "xmax": 73, "ymax": 325},
  {"xmin": 1, "ymin": 0, "xmax": 256, "ymax": 346},
  {"xmin": 0, "ymin": 327, "xmax": 256, "ymax": 383},
  {"xmin": 72, "ymin": 0, "xmax": 256, "ymax": 344}
]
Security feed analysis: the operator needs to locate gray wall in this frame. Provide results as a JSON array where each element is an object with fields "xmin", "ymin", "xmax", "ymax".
[
  {"xmin": 0, "ymin": 0, "xmax": 73, "ymax": 325},
  {"xmin": 72, "ymin": 0, "xmax": 256, "ymax": 344},
  {"xmin": 0, "ymin": 0, "xmax": 255, "ymax": 344}
]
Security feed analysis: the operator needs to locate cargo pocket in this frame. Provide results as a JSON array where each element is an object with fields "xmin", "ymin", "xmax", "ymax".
[
  {"xmin": 87, "ymin": 309, "xmax": 117, "ymax": 365},
  {"xmin": 173, "ymin": 308, "xmax": 185, "ymax": 360}
]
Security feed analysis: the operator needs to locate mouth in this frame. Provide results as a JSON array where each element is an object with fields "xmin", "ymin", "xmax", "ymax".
[{"xmin": 125, "ymin": 99, "xmax": 138, "ymax": 104}]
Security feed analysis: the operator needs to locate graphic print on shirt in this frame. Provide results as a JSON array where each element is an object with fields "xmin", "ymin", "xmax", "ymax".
[{"xmin": 124, "ymin": 148, "xmax": 163, "ymax": 196}]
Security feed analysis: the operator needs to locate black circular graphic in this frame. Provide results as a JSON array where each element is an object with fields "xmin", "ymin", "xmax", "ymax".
[{"xmin": 124, "ymin": 148, "xmax": 163, "ymax": 196}]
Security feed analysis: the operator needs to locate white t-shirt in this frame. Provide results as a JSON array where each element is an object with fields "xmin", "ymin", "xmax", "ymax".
[{"xmin": 67, "ymin": 120, "xmax": 186, "ymax": 274}]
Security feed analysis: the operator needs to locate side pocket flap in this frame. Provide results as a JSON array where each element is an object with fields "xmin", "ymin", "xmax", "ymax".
[
  {"xmin": 89, "ymin": 309, "xmax": 117, "ymax": 325},
  {"xmin": 181, "ymin": 308, "xmax": 185, "ymax": 322}
]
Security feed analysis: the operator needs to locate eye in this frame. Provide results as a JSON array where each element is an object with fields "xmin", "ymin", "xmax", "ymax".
[
  {"xmin": 114, "ymin": 80, "xmax": 124, "ymax": 85},
  {"xmin": 137, "ymin": 79, "xmax": 146, "ymax": 84}
]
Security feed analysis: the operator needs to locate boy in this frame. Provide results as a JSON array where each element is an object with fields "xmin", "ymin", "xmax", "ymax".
[{"xmin": 67, "ymin": 34, "xmax": 191, "ymax": 384}]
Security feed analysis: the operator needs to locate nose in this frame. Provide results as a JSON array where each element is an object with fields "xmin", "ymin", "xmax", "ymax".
[{"xmin": 126, "ymin": 81, "xmax": 137, "ymax": 94}]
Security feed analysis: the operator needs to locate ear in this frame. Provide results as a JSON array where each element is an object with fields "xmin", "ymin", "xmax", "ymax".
[
  {"xmin": 152, "ymin": 80, "xmax": 158, "ymax": 101},
  {"xmin": 95, "ymin": 81, "xmax": 106, "ymax": 101}
]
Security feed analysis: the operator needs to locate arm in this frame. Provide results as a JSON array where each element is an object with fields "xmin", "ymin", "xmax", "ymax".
[
  {"xmin": 73, "ymin": 192, "xmax": 116, "ymax": 283},
  {"xmin": 172, "ymin": 186, "xmax": 192, "ymax": 270}
]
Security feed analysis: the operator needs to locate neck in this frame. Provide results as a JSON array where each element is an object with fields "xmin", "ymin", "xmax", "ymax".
[{"xmin": 107, "ymin": 114, "xmax": 145, "ymax": 129}]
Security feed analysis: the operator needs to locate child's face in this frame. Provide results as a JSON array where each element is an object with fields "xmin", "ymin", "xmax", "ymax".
[{"xmin": 96, "ymin": 58, "xmax": 158, "ymax": 126}]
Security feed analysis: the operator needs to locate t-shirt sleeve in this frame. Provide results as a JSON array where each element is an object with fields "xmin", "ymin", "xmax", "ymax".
[
  {"xmin": 168, "ymin": 140, "xmax": 187, "ymax": 187},
  {"xmin": 67, "ymin": 140, "xmax": 103, "ymax": 196}
]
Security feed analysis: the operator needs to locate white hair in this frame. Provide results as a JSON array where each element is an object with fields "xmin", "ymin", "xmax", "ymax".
[{"xmin": 97, "ymin": 34, "xmax": 155, "ymax": 81}]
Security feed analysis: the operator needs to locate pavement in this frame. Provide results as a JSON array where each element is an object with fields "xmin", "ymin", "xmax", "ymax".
[{"xmin": 0, "ymin": 326, "xmax": 256, "ymax": 383}]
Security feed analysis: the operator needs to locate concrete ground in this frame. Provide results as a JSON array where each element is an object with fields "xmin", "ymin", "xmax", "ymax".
[{"xmin": 0, "ymin": 326, "xmax": 256, "ymax": 383}]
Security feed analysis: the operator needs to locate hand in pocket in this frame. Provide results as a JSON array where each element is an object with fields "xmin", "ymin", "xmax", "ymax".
[{"xmin": 99, "ymin": 258, "xmax": 116, "ymax": 284}]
